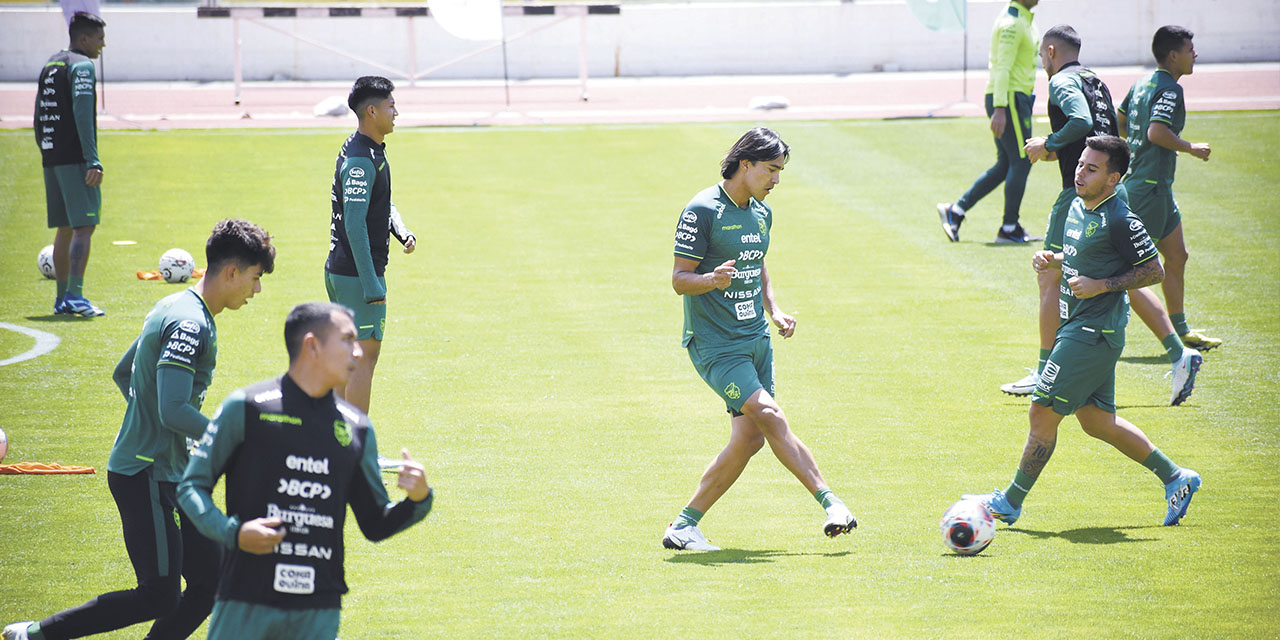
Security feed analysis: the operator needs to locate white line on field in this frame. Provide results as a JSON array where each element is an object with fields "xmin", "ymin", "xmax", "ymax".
[{"xmin": 0, "ymin": 322, "xmax": 61, "ymax": 366}]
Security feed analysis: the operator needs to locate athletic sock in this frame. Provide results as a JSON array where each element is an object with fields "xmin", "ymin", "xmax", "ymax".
[
  {"xmin": 55, "ymin": 280, "xmax": 67, "ymax": 300},
  {"xmin": 1170, "ymin": 313, "xmax": 1190, "ymax": 337},
  {"xmin": 1142, "ymin": 449, "xmax": 1180, "ymax": 485},
  {"xmin": 1037, "ymin": 348, "xmax": 1052, "ymax": 375},
  {"xmin": 67, "ymin": 274, "xmax": 84, "ymax": 299},
  {"xmin": 814, "ymin": 487, "xmax": 843, "ymax": 510},
  {"xmin": 1161, "ymin": 333, "xmax": 1186, "ymax": 364},
  {"xmin": 1002, "ymin": 223, "xmax": 1017, "ymax": 233},
  {"xmin": 1005, "ymin": 470, "xmax": 1036, "ymax": 509},
  {"xmin": 27, "ymin": 621, "xmax": 44, "ymax": 640},
  {"xmin": 671, "ymin": 506, "xmax": 703, "ymax": 529}
]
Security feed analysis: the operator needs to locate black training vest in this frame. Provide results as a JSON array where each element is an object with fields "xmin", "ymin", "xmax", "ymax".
[{"xmin": 1048, "ymin": 62, "xmax": 1118, "ymax": 189}]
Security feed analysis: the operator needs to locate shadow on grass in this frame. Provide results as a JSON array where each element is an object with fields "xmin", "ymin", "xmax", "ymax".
[
  {"xmin": 1004, "ymin": 525, "xmax": 1162, "ymax": 545},
  {"xmin": 24, "ymin": 315, "xmax": 87, "ymax": 323},
  {"xmin": 1119, "ymin": 355, "xmax": 1171, "ymax": 366},
  {"xmin": 664, "ymin": 549, "xmax": 851, "ymax": 566}
]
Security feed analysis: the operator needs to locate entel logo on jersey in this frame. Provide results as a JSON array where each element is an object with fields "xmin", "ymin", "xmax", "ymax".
[{"xmin": 1066, "ymin": 228, "xmax": 1082, "ymax": 240}]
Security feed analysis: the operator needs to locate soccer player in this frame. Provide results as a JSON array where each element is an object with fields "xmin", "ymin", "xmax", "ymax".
[
  {"xmin": 325, "ymin": 76, "xmax": 415, "ymax": 415},
  {"xmin": 1002, "ymin": 25, "xmax": 1202, "ymax": 406},
  {"xmin": 1118, "ymin": 25, "xmax": 1221, "ymax": 352},
  {"xmin": 965, "ymin": 136, "xmax": 1201, "ymax": 529},
  {"xmin": 663, "ymin": 127, "xmax": 857, "ymax": 552},
  {"xmin": 936, "ymin": 0, "xmax": 1042, "ymax": 244},
  {"xmin": 36, "ymin": 11, "xmax": 106, "ymax": 317},
  {"xmin": 3, "ymin": 219, "xmax": 275, "ymax": 640},
  {"xmin": 176, "ymin": 302, "xmax": 433, "ymax": 639}
]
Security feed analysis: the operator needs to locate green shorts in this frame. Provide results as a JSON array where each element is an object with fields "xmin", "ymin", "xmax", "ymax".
[
  {"xmin": 687, "ymin": 335, "xmax": 774, "ymax": 415},
  {"xmin": 1124, "ymin": 180, "xmax": 1180, "ymax": 241},
  {"xmin": 1044, "ymin": 182, "xmax": 1127, "ymax": 251},
  {"xmin": 43, "ymin": 164, "xmax": 101, "ymax": 228},
  {"xmin": 1032, "ymin": 334, "xmax": 1121, "ymax": 415},
  {"xmin": 324, "ymin": 271, "xmax": 386, "ymax": 341},
  {"xmin": 208, "ymin": 600, "xmax": 340, "ymax": 640}
]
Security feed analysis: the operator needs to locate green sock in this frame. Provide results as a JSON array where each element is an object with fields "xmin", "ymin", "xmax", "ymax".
[
  {"xmin": 67, "ymin": 274, "xmax": 84, "ymax": 298},
  {"xmin": 27, "ymin": 621, "xmax": 44, "ymax": 640},
  {"xmin": 56, "ymin": 279, "xmax": 68, "ymax": 300},
  {"xmin": 1160, "ymin": 333, "xmax": 1185, "ymax": 364},
  {"xmin": 672, "ymin": 506, "xmax": 703, "ymax": 529},
  {"xmin": 1170, "ymin": 313, "xmax": 1190, "ymax": 337},
  {"xmin": 1005, "ymin": 470, "xmax": 1036, "ymax": 509},
  {"xmin": 1037, "ymin": 348, "xmax": 1052, "ymax": 375},
  {"xmin": 1142, "ymin": 449, "xmax": 1180, "ymax": 485},
  {"xmin": 814, "ymin": 487, "xmax": 843, "ymax": 509}
]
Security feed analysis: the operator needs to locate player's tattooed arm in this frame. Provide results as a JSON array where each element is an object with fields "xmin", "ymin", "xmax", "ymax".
[{"xmin": 1104, "ymin": 258, "xmax": 1164, "ymax": 293}]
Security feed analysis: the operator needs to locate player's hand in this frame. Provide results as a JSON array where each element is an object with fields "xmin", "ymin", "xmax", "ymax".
[
  {"xmin": 403, "ymin": 234, "xmax": 417, "ymax": 254},
  {"xmin": 1032, "ymin": 250, "xmax": 1059, "ymax": 272},
  {"xmin": 709, "ymin": 260, "xmax": 736, "ymax": 290},
  {"xmin": 395, "ymin": 448, "xmax": 431, "ymax": 502},
  {"xmin": 1067, "ymin": 275, "xmax": 1105, "ymax": 299},
  {"xmin": 771, "ymin": 310, "xmax": 797, "ymax": 339},
  {"xmin": 85, "ymin": 167, "xmax": 103, "ymax": 187},
  {"xmin": 990, "ymin": 108, "xmax": 1008, "ymax": 137},
  {"xmin": 239, "ymin": 517, "xmax": 286, "ymax": 554},
  {"xmin": 1024, "ymin": 137, "xmax": 1049, "ymax": 163},
  {"xmin": 1188, "ymin": 142, "xmax": 1211, "ymax": 161}
]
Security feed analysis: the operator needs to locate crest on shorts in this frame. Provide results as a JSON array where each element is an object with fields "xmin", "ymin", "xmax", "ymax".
[
  {"xmin": 723, "ymin": 382, "xmax": 742, "ymax": 400},
  {"xmin": 334, "ymin": 420, "xmax": 353, "ymax": 447}
]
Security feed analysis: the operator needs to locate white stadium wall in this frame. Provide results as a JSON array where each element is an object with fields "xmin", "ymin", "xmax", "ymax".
[{"xmin": 0, "ymin": 0, "xmax": 1276, "ymax": 82}]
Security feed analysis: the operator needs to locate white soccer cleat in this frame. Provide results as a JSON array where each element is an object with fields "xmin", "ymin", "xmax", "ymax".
[
  {"xmin": 1169, "ymin": 348, "xmax": 1202, "ymax": 406},
  {"xmin": 3, "ymin": 622, "xmax": 34, "ymax": 640},
  {"xmin": 662, "ymin": 524, "xmax": 720, "ymax": 551},
  {"xmin": 1001, "ymin": 370, "xmax": 1039, "ymax": 396},
  {"xmin": 823, "ymin": 503, "xmax": 858, "ymax": 537}
]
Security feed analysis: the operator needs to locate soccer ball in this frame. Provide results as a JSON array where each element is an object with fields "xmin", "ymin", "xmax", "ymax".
[
  {"xmin": 159, "ymin": 248, "xmax": 195, "ymax": 283},
  {"xmin": 940, "ymin": 498, "xmax": 997, "ymax": 555},
  {"xmin": 37, "ymin": 245, "xmax": 55, "ymax": 279},
  {"xmin": 0, "ymin": 427, "xmax": 8, "ymax": 463}
]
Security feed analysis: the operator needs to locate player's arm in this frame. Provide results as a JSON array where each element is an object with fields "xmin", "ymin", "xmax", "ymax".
[
  {"xmin": 389, "ymin": 201, "xmax": 416, "ymax": 253},
  {"xmin": 1068, "ymin": 213, "xmax": 1164, "ymax": 299},
  {"xmin": 113, "ymin": 338, "xmax": 139, "ymax": 400},
  {"xmin": 154, "ymin": 320, "xmax": 215, "ymax": 439},
  {"xmin": 179, "ymin": 391, "xmax": 246, "ymax": 549},
  {"xmin": 347, "ymin": 427, "xmax": 433, "ymax": 542},
  {"xmin": 760, "ymin": 261, "xmax": 796, "ymax": 338},
  {"xmin": 987, "ymin": 18, "xmax": 1020, "ymax": 134},
  {"xmin": 673, "ymin": 256, "xmax": 734, "ymax": 295},
  {"xmin": 1043, "ymin": 80, "xmax": 1093, "ymax": 154},
  {"xmin": 1033, "ymin": 250, "xmax": 1063, "ymax": 273},
  {"xmin": 1147, "ymin": 122, "xmax": 1210, "ymax": 161},
  {"xmin": 69, "ymin": 59, "xmax": 102, "ymax": 186},
  {"xmin": 340, "ymin": 156, "xmax": 387, "ymax": 302}
]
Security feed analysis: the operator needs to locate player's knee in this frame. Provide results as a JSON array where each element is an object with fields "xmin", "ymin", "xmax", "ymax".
[{"xmin": 137, "ymin": 580, "xmax": 182, "ymax": 618}]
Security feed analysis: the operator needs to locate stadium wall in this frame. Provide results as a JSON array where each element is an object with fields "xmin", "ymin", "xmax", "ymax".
[{"xmin": 1, "ymin": 0, "xmax": 1276, "ymax": 82}]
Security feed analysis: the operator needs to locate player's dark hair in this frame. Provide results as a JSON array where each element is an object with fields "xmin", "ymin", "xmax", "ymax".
[
  {"xmin": 1085, "ymin": 135, "xmax": 1130, "ymax": 176},
  {"xmin": 69, "ymin": 11, "xmax": 106, "ymax": 41},
  {"xmin": 1043, "ymin": 25, "xmax": 1081, "ymax": 53},
  {"xmin": 721, "ymin": 127, "xmax": 790, "ymax": 179},
  {"xmin": 348, "ymin": 76, "xmax": 395, "ymax": 119},
  {"xmin": 1152, "ymin": 25, "xmax": 1194, "ymax": 65},
  {"xmin": 285, "ymin": 302, "xmax": 354, "ymax": 362},
  {"xmin": 205, "ymin": 218, "xmax": 276, "ymax": 275}
]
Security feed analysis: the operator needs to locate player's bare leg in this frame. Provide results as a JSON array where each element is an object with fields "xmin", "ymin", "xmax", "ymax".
[
  {"xmin": 1156, "ymin": 224, "xmax": 1188, "ymax": 317},
  {"xmin": 1129, "ymin": 286, "xmax": 1177, "ymax": 338},
  {"xmin": 52, "ymin": 226, "xmax": 73, "ymax": 284},
  {"xmin": 685, "ymin": 414, "xmax": 765, "ymax": 514},
  {"xmin": 1075, "ymin": 404, "xmax": 1155, "ymax": 463},
  {"xmin": 1036, "ymin": 267, "xmax": 1060, "ymax": 352},
  {"xmin": 336, "ymin": 337, "xmax": 380, "ymax": 413}
]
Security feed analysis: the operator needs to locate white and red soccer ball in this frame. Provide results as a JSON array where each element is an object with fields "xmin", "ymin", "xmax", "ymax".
[{"xmin": 940, "ymin": 498, "xmax": 997, "ymax": 555}]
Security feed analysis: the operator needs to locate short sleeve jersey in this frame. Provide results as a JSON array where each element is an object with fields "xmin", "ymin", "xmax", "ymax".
[
  {"xmin": 108, "ymin": 289, "xmax": 218, "ymax": 482},
  {"xmin": 34, "ymin": 49, "xmax": 98, "ymax": 168},
  {"xmin": 326, "ymin": 132, "xmax": 392, "ymax": 294},
  {"xmin": 1120, "ymin": 69, "xmax": 1185, "ymax": 186},
  {"xmin": 984, "ymin": 1, "xmax": 1038, "ymax": 106},
  {"xmin": 674, "ymin": 184, "xmax": 772, "ymax": 347},
  {"xmin": 1046, "ymin": 63, "xmax": 1118, "ymax": 189},
  {"xmin": 1057, "ymin": 193, "xmax": 1158, "ymax": 347}
]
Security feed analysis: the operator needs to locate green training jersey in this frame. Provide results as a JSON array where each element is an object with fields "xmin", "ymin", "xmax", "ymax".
[
  {"xmin": 984, "ymin": 1, "xmax": 1038, "ymax": 107},
  {"xmin": 1057, "ymin": 193, "xmax": 1158, "ymax": 347},
  {"xmin": 108, "ymin": 289, "xmax": 218, "ymax": 482},
  {"xmin": 673, "ymin": 184, "xmax": 773, "ymax": 347},
  {"xmin": 1119, "ymin": 69, "xmax": 1185, "ymax": 186}
]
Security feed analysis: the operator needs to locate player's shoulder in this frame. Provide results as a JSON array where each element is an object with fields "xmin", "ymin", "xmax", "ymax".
[
  {"xmin": 335, "ymin": 396, "xmax": 372, "ymax": 429},
  {"xmin": 682, "ymin": 184, "xmax": 726, "ymax": 219},
  {"xmin": 156, "ymin": 290, "xmax": 212, "ymax": 334},
  {"xmin": 241, "ymin": 377, "xmax": 283, "ymax": 408},
  {"xmin": 1100, "ymin": 194, "xmax": 1137, "ymax": 226}
]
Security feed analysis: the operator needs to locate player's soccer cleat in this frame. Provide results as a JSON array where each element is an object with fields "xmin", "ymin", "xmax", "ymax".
[
  {"xmin": 53, "ymin": 295, "xmax": 70, "ymax": 315},
  {"xmin": 1179, "ymin": 329, "xmax": 1222, "ymax": 352},
  {"xmin": 60, "ymin": 294, "xmax": 105, "ymax": 317},
  {"xmin": 1001, "ymin": 370, "xmax": 1039, "ymax": 396},
  {"xmin": 822, "ymin": 502, "xmax": 858, "ymax": 537},
  {"xmin": 662, "ymin": 524, "xmax": 720, "ymax": 551},
  {"xmin": 962, "ymin": 489, "xmax": 1022, "ymax": 525},
  {"xmin": 1163, "ymin": 468, "xmax": 1201, "ymax": 526},
  {"xmin": 937, "ymin": 203, "xmax": 964, "ymax": 242},
  {"xmin": 994, "ymin": 224, "xmax": 1043, "ymax": 244},
  {"xmin": 2, "ymin": 622, "xmax": 34, "ymax": 640},
  {"xmin": 1168, "ymin": 348, "xmax": 1202, "ymax": 406}
]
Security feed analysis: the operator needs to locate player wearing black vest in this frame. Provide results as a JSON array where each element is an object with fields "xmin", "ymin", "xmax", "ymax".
[
  {"xmin": 1005, "ymin": 25, "xmax": 1202, "ymax": 406},
  {"xmin": 36, "ymin": 12, "xmax": 107, "ymax": 317},
  {"xmin": 177, "ymin": 302, "xmax": 432, "ymax": 639}
]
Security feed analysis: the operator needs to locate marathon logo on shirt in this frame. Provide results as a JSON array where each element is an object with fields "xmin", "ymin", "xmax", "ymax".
[{"xmin": 273, "ymin": 563, "xmax": 316, "ymax": 595}]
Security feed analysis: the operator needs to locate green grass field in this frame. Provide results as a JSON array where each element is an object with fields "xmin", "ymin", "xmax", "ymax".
[{"xmin": 0, "ymin": 113, "xmax": 1277, "ymax": 638}]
